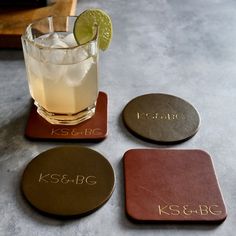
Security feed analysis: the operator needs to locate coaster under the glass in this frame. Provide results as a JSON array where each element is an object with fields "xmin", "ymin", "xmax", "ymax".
[{"xmin": 25, "ymin": 91, "xmax": 108, "ymax": 141}]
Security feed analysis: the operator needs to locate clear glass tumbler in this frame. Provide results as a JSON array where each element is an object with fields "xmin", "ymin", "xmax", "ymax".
[{"xmin": 21, "ymin": 16, "xmax": 99, "ymax": 125}]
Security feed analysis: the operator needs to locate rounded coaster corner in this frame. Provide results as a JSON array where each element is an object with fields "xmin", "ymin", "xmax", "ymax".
[
  {"xmin": 25, "ymin": 91, "xmax": 108, "ymax": 141},
  {"xmin": 122, "ymin": 93, "xmax": 200, "ymax": 144},
  {"xmin": 21, "ymin": 146, "xmax": 115, "ymax": 217},
  {"xmin": 123, "ymin": 149, "xmax": 227, "ymax": 223}
]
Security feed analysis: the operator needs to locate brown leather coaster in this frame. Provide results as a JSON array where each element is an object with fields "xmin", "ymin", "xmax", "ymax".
[
  {"xmin": 21, "ymin": 146, "xmax": 115, "ymax": 217},
  {"xmin": 123, "ymin": 149, "xmax": 227, "ymax": 222},
  {"xmin": 25, "ymin": 92, "xmax": 107, "ymax": 141},
  {"xmin": 123, "ymin": 94, "xmax": 200, "ymax": 143}
]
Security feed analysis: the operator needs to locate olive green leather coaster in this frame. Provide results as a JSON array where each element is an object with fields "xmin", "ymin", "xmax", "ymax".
[
  {"xmin": 123, "ymin": 94, "xmax": 200, "ymax": 143},
  {"xmin": 21, "ymin": 146, "xmax": 115, "ymax": 217},
  {"xmin": 123, "ymin": 149, "xmax": 227, "ymax": 222},
  {"xmin": 25, "ymin": 91, "xmax": 108, "ymax": 141}
]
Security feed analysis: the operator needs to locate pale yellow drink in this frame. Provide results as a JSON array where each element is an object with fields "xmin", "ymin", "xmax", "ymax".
[
  {"xmin": 24, "ymin": 32, "xmax": 98, "ymax": 114},
  {"xmin": 26, "ymin": 53, "xmax": 97, "ymax": 114},
  {"xmin": 21, "ymin": 17, "xmax": 99, "ymax": 125}
]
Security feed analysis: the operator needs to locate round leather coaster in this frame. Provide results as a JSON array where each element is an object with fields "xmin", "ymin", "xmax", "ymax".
[
  {"xmin": 123, "ymin": 94, "xmax": 200, "ymax": 143},
  {"xmin": 21, "ymin": 146, "xmax": 115, "ymax": 217}
]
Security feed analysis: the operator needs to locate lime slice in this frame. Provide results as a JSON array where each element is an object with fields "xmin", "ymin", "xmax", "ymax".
[{"xmin": 73, "ymin": 9, "xmax": 113, "ymax": 51}]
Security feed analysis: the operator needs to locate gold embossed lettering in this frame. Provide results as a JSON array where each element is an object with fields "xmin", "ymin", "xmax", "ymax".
[
  {"xmin": 209, "ymin": 205, "xmax": 222, "ymax": 215},
  {"xmin": 146, "ymin": 113, "xmax": 152, "ymax": 119},
  {"xmin": 38, "ymin": 173, "xmax": 97, "ymax": 186},
  {"xmin": 76, "ymin": 175, "xmax": 85, "ymax": 184},
  {"xmin": 38, "ymin": 173, "xmax": 50, "ymax": 183},
  {"xmin": 169, "ymin": 205, "xmax": 181, "ymax": 215},
  {"xmin": 137, "ymin": 112, "xmax": 140, "ymax": 119},
  {"xmin": 71, "ymin": 129, "xmax": 81, "ymax": 136},
  {"xmin": 156, "ymin": 204, "xmax": 223, "ymax": 216},
  {"xmin": 51, "ymin": 128, "xmax": 61, "ymax": 135},
  {"xmin": 85, "ymin": 129, "xmax": 93, "ymax": 135},
  {"xmin": 51, "ymin": 128, "xmax": 69, "ymax": 136},
  {"xmin": 61, "ymin": 175, "xmax": 70, "ymax": 184},
  {"xmin": 93, "ymin": 128, "xmax": 103, "ymax": 135},
  {"xmin": 51, "ymin": 128, "xmax": 102, "ymax": 136},
  {"xmin": 199, "ymin": 205, "xmax": 209, "ymax": 215},
  {"xmin": 158, "ymin": 205, "xmax": 170, "ymax": 215},
  {"xmin": 183, "ymin": 205, "xmax": 192, "ymax": 215},
  {"xmin": 136, "ymin": 112, "xmax": 148, "ymax": 119},
  {"xmin": 86, "ymin": 176, "xmax": 97, "ymax": 185},
  {"xmin": 136, "ymin": 112, "xmax": 185, "ymax": 120},
  {"xmin": 61, "ymin": 129, "xmax": 70, "ymax": 135},
  {"xmin": 50, "ymin": 174, "xmax": 60, "ymax": 183}
]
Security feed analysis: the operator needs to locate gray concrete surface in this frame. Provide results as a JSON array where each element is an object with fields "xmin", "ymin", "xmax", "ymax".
[{"xmin": 1, "ymin": 0, "xmax": 236, "ymax": 235}]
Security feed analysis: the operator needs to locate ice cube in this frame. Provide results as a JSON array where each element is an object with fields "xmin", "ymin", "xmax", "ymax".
[
  {"xmin": 72, "ymin": 47, "xmax": 90, "ymax": 62},
  {"xmin": 61, "ymin": 33, "xmax": 78, "ymax": 47},
  {"xmin": 43, "ymin": 48, "xmax": 67, "ymax": 65},
  {"xmin": 34, "ymin": 33, "xmax": 53, "ymax": 47},
  {"xmin": 50, "ymin": 33, "xmax": 68, "ymax": 48},
  {"xmin": 37, "ymin": 33, "xmax": 67, "ymax": 64},
  {"xmin": 35, "ymin": 33, "xmax": 68, "ymax": 48},
  {"xmin": 65, "ymin": 57, "xmax": 94, "ymax": 87}
]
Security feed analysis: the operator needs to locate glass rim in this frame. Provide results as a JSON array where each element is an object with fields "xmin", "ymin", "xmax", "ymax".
[{"xmin": 21, "ymin": 15, "xmax": 98, "ymax": 50}]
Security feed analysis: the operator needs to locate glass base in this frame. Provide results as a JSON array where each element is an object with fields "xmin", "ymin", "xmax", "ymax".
[{"xmin": 35, "ymin": 102, "xmax": 96, "ymax": 125}]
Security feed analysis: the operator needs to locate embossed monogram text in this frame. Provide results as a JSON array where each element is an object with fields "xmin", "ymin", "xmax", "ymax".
[
  {"xmin": 136, "ymin": 112, "xmax": 185, "ymax": 120},
  {"xmin": 38, "ymin": 173, "xmax": 97, "ymax": 185},
  {"xmin": 51, "ymin": 128, "xmax": 103, "ymax": 136},
  {"xmin": 157, "ymin": 204, "xmax": 222, "ymax": 216}
]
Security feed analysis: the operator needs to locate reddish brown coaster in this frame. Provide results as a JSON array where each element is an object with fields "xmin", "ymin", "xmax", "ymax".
[
  {"xmin": 25, "ymin": 92, "xmax": 108, "ymax": 141},
  {"xmin": 123, "ymin": 149, "xmax": 227, "ymax": 223}
]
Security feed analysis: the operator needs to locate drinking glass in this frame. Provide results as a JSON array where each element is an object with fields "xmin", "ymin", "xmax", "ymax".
[{"xmin": 21, "ymin": 16, "xmax": 99, "ymax": 125}]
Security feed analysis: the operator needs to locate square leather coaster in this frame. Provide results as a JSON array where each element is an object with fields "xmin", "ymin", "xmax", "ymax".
[
  {"xmin": 123, "ymin": 149, "xmax": 227, "ymax": 223},
  {"xmin": 25, "ymin": 92, "xmax": 108, "ymax": 141}
]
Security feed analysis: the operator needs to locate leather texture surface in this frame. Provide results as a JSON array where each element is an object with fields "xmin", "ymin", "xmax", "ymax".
[
  {"xmin": 22, "ymin": 146, "xmax": 115, "ymax": 217},
  {"xmin": 123, "ymin": 149, "xmax": 226, "ymax": 222},
  {"xmin": 123, "ymin": 94, "xmax": 200, "ymax": 144}
]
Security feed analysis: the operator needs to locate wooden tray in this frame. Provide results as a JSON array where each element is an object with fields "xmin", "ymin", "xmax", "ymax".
[{"xmin": 0, "ymin": 0, "xmax": 77, "ymax": 48}]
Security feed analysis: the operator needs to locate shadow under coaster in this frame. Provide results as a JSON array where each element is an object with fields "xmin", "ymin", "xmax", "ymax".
[{"xmin": 25, "ymin": 91, "xmax": 108, "ymax": 141}]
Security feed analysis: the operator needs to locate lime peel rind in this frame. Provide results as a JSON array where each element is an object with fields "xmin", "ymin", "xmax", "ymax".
[{"xmin": 73, "ymin": 9, "xmax": 113, "ymax": 51}]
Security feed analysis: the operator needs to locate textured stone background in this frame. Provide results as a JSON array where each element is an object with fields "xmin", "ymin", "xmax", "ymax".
[{"xmin": 1, "ymin": 0, "xmax": 236, "ymax": 235}]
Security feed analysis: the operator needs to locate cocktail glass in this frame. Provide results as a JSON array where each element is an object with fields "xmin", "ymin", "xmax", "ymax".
[{"xmin": 21, "ymin": 16, "xmax": 98, "ymax": 125}]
